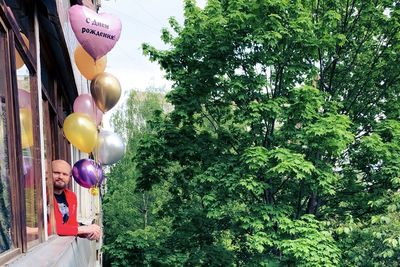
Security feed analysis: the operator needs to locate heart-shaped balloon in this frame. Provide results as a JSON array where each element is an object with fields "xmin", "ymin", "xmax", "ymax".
[{"xmin": 69, "ymin": 5, "xmax": 122, "ymax": 60}]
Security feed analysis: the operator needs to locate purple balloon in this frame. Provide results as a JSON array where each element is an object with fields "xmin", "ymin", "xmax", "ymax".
[
  {"xmin": 69, "ymin": 5, "xmax": 122, "ymax": 60},
  {"xmin": 72, "ymin": 159, "xmax": 103, "ymax": 188}
]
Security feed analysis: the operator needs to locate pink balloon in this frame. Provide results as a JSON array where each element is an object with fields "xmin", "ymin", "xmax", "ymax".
[
  {"xmin": 73, "ymin": 94, "xmax": 103, "ymax": 125},
  {"xmin": 69, "ymin": 5, "xmax": 122, "ymax": 60}
]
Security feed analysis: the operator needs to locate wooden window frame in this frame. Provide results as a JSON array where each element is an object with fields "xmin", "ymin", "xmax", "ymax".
[{"xmin": 0, "ymin": 1, "xmax": 42, "ymax": 262}]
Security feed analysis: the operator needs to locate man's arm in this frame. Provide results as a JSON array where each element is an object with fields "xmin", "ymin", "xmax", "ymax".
[
  {"xmin": 58, "ymin": 190, "xmax": 101, "ymax": 240},
  {"xmin": 53, "ymin": 217, "xmax": 101, "ymax": 240},
  {"xmin": 26, "ymin": 226, "xmax": 38, "ymax": 236},
  {"xmin": 78, "ymin": 224, "xmax": 101, "ymax": 241},
  {"xmin": 55, "ymin": 221, "xmax": 79, "ymax": 236}
]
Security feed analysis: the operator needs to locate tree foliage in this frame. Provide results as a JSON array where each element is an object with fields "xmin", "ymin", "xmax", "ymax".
[
  {"xmin": 102, "ymin": 90, "xmax": 172, "ymax": 266},
  {"xmin": 106, "ymin": 0, "xmax": 400, "ymax": 266}
]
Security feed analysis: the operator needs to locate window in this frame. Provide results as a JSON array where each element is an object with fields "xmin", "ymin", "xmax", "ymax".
[
  {"xmin": 17, "ymin": 63, "xmax": 39, "ymax": 246},
  {"xmin": 0, "ymin": 4, "xmax": 42, "ymax": 259},
  {"xmin": 0, "ymin": 23, "xmax": 12, "ymax": 255}
]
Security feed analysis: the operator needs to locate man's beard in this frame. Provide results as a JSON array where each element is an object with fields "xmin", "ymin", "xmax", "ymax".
[{"xmin": 54, "ymin": 180, "xmax": 66, "ymax": 190}]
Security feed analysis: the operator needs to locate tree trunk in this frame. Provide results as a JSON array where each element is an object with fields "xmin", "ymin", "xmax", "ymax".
[
  {"xmin": 306, "ymin": 193, "xmax": 319, "ymax": 215},
  {"xmin": 142, "ymin": 192, "xmax": 148, "ymax": 228}
]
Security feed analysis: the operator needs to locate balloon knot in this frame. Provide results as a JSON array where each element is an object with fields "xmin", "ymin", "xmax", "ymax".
[{"xmin": 89, "ymin": 187, "xmax": 99, "ymax": 196}]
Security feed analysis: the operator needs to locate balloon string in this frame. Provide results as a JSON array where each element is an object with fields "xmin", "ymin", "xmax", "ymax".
[
  {"xmin": 93, "ymin": 107, "xmax": 101, "ymax": 189},
  {"xmin": 89, "ymin": 79, "xmax": 102, "ymax": 190},
  {"xmin": 92, "ymin": 136, "xmax": 100, "ymax": 188}
]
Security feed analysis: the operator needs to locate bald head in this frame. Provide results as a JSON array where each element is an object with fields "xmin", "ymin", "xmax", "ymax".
[
  {"xmin": 52, "ymin": 160, "xmax": 71, "ymax": 194},
  {"xmin": 52, "ymin": 160, "xmax": 71, "ymax": 172}
]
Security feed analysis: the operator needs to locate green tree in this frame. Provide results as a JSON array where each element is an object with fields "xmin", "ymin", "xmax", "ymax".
[
  {"xmin": 105, "ymin": 0, "xmax": 400, "ymax": 266},
  {"xmin": 102, "ymin": 89, "xmax": 173, "ymax": 266},
  {"xmin": 109, "ymin": 0, "xmax": 400, "ymax": 266}
]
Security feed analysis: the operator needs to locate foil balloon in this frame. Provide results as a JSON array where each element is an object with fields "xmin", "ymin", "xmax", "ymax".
[
  {"xmin": 90, "ymin": 72, "xmax": 121, "ymax": 112},
  {"xmin": 69, "ymin": 5, "xmax": 122, "ymax": 60},
  {"xmin": 63, "ymin": 113, "xmax": 98, "ymax": 153},
  {"xmin": 93, "ymin": 130, "xmax": 125, "ymax": 165},
  {"xmin": 74, "ymin": 45, "xmax": 107, "ymax": 80},
  {"xmin": 72, "ymin": 158, "xmax": 103, "ymax": 188},
  {"xmin": 73, "ymin": 94, "xmax": 103, "ymax": 125}
]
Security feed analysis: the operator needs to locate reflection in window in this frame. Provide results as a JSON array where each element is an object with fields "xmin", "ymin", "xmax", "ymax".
[
  {"xmin": 0, "ymin": 96, "xmax": 11, "ymax": 253},
  {"xmin": 14, "ymin": 33, "xmax": 29, "ymax": 70},
  {"xmin": 17, "ymin": 63, "xmax": 38, "ymax": 244},
  {"xmin": 0, "ymin": 30, "xmax": 12, "ymax": 254}
]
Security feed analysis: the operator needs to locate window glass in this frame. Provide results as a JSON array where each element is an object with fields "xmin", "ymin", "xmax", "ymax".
[
  {"xmin": 17, "ymin": 54, "xmax": 38, "ymax": 244},
  {"xmin": 0, "ymin": 29, "xmax": 12, "ymax": 254}
]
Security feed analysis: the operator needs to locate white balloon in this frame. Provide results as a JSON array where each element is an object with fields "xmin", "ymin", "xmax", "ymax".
[{"xmin": 93, "ymin": 130, "xmax": 125, "ymax": 165}]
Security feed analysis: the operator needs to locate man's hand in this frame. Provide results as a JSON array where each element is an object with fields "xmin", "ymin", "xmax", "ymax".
[{"xmin": 78, "ymin": 224, "xmax": 102, "ymax": 241}]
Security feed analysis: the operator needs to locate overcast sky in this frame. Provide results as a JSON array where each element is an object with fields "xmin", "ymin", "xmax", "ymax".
[
  {"xmin": 99, "ymin": 0, "xmax": 206, "ymax": 93},
  {"xmin": 98, "ymin": 0, "xmax": 206, "ymax": 129}
]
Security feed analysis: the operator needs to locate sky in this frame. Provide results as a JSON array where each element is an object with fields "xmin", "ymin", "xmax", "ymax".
[
  {"xmin": 98, "ymin": 0, "xmax": 206, "ymax": 128},
  {"xmin": 99, "ymin": 0, "xmax": 206, "ymax": 92}
]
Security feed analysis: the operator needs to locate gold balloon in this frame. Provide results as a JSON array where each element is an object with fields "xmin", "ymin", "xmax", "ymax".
[
  {"xmin": 20, "ymin": 108, "xmax": 33, "ymax": 148},
  {"xmin": 90, "ymin": 72, "xmax": 121, "ymax": 112},
  {"xmin": 15, "ymin": 33, "xmax": 29, "ymax": 69},
  {"xmin": 74, "ymin": 45, "xmax": 107, "ymax": 80},
  {"xmin": 63, "ymin": 113, "xmax": 98, "ymax": 153}
]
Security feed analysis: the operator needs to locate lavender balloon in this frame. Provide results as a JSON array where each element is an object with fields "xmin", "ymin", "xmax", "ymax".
[
  {"xmin": 69, "ymin": 5, "xmax": 122, "ymax": 60},
  {"xmin": 72, "ymin": 159, "xmax": 103, "ymax": 188}
]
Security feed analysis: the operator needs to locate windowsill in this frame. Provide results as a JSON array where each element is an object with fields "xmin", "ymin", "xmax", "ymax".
[
  {"xmin": 0, "ymin": 249, "xmax": 21, "ymax": 266},
  {"xmin": 4, "ymin": 236, "xmax": 76, "ymax": 266},
  {"xmin": 27, "ymin": 238, "xmax": 40, "ymax": 250}
]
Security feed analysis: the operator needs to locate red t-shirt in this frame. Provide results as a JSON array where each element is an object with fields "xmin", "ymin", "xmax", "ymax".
[{"xmin": 48, "ymin": 189, "xmax": 78, "ymax": 236}]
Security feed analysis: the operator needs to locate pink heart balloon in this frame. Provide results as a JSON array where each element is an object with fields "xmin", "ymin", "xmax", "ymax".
[{"xmin": 69, "ymin": 5, "xmax": 122, "ymax": 60}]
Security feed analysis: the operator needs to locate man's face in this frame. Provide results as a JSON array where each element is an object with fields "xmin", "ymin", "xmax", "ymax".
[{"xmin": 52, "ymin": 160, "xmax": 71, "ymax": 190}]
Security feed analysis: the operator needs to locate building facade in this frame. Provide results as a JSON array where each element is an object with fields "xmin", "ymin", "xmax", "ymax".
[{"xmin": 0, "ymin": 0, "xmax": 102, "ymax": 266}]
